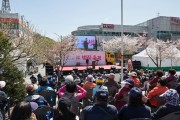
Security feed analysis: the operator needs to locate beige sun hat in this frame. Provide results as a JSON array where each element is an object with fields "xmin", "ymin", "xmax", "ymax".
[{"xmin": 128, "ymin": 72, "xmax": 137, "ymax": 77}]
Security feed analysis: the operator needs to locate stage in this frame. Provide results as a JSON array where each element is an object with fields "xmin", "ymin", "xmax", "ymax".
[{"xmin": 58, "ymin": 65, "xmax": 123, "ymax": 71}]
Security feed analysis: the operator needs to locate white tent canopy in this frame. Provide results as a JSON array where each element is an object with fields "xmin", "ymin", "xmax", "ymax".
[{"xmin": 132, "ymin": 45, "xmax": 180, "ymax": 68}]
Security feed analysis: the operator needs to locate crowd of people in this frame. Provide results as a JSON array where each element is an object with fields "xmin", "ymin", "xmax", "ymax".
[{"xmin": 0, "ymin": 68, "xmax": 180, "ymax": 120}]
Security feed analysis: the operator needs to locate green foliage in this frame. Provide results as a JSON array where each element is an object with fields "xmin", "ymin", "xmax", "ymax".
[
  {"xmin": 0, "ymin": 32, "xmax": 26, "ymax": 104},
  {"xmin": 30, "ymin": 33, "xmax": 56, "ymax": 62}
]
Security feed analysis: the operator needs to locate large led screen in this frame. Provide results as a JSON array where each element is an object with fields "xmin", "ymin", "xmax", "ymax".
[{"xmin": 75, "ymin": 36, "xmax": 96, "ymax": 50}]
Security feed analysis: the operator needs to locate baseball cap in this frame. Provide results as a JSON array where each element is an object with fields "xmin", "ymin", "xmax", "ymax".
[
  {"xmin": 29, "ymin": 102, "xmax": 38, "ymax": 111},
  {"xmin": 129, "ymin": 87, "xmax": 142, "ymax": 98},
  {"xmin": 121, "ymin": 78, "xmax": 134, "ymax": 86},
  {"xmin": 95, "ymin": 90, "xmax": 109, "ymax": 101}
]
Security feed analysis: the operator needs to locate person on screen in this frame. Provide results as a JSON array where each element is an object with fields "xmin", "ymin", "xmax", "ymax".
[{"xmin": 84, "ymin": 38, "xmax": 89, "ymax": 50}]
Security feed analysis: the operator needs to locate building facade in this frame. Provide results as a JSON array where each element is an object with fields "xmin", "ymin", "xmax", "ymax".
[
  {"xmin": 0, "ymin": 6, "xmax": 33, "ymax": 76},
  {"xmin": 72, "ymin": 16, "xmax": 180, "ymax": 42},
  {"xmin": 0, "ymin": 12, "xmax": 32, "ymax": 39}
]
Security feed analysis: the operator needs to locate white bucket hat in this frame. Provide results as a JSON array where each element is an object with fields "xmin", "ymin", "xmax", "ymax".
[{"xmin": 0, "ymin": 81, "xmax": 6, "ymax": 88}]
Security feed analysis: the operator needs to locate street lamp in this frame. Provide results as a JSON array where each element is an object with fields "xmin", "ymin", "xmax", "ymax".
[{"xmin": 120, "ymin": 0, "xmax": 124, "ymax": 82}]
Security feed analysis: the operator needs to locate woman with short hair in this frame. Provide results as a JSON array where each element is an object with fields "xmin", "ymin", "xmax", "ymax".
[{"xmin": 10, "ymin": 101, "xmax": 38, "ymax": 120}]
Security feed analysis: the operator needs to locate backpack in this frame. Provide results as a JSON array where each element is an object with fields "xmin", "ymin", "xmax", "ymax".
[
  {"xmin": 34, "ymin": 106, "xmax": 54, "ymax": 120},
  {"xmin": 58, "ymin": 94, "xmax": 80, "ymax": 116}
]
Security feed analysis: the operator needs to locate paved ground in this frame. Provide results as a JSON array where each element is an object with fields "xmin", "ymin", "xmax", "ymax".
[{"xmin": 24, "ymin": 64, "xmax": 45, "ymax": 84}]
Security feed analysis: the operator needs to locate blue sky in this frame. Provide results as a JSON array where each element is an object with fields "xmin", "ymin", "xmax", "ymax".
[{"xmin": 10, "ymin": 0, "xmax": 179, "ymax": 40}]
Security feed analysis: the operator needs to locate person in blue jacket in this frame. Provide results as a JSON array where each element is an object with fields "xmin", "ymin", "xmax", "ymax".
[{"xmin": 36, "ymin": 77, "xmax": 53, "ymax": 93}]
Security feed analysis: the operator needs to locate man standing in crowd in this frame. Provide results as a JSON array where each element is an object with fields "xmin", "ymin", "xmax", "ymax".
[{"xmin": 80, "ymin": 90, "xmax": 118, "ymax": 120}]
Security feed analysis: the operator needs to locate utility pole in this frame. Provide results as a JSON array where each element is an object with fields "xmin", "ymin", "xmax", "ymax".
[
  {"xmin": 1, "ymin": 0, "xmax": 11, "ymax": 13},
  {"xmin": 120, "ymin": 0, "xmax": 124, "ymax": 82}
]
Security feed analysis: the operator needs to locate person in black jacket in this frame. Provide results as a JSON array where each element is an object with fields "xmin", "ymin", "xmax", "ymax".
[
  {"xmin": 118, "ymin": 87, "xmax": 151, "ymax": 120},
  {"xmin": 80, "ymin": 90, "xmax": 118, "ymax": 120}
]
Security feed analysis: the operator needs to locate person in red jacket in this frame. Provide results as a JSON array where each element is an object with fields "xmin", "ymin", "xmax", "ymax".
[
  {"xmin": 114, "ymin": 78, "xmax": 134, "ymax": 111},
  {"xmin": 143, "ymin": 78, "xmax": 168, "ymax": 108}
]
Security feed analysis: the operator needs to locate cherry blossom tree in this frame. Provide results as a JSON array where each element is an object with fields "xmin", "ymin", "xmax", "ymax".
[
  {"xmin": 143, "ymin": 39, "xmax": 180, "ymax": 69},
  {"xmin": 101, "ymin": 36, "xmax": 143, "ymax": 53},
  {"xmin": 45, "ymin": 35, "xmax": 79, "ymax": 72},
  {"xmin": 145, "ymin": 40, "xmax": 168, "ymax": 69},
  {"xmin": 164, "ymin": 44, "xmax": 180, "ymax": 68}
]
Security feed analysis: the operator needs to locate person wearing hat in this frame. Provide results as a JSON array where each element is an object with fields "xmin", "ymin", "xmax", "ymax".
[
  {"xmin": 118, "ymin": 87, "xmax": 151, "ymax": 120},
  {"xmin": 0, "ymin": 81, "xmax": 8, "ymax": 113},
  {"xmin": 92, "ymin": 77, "xmax": 108, "ymax": 100},
  {"xmin": 80, "ymin": 90, "xmax": 118, "ymax": 120},
  {"xmin": 82, "ymin": 75, "xmax": 97, "ymax": 107},
  {"xmin": 83, "ymin": 75, "xmax": 96, "ymax": 89},
  {"xmin": 128, "ymin": 71, "xmax": 140, "ymax": 87},
  {"xmin": 10, "ymin": 101, "xmax": 38, "ymax": 120},
  {"xmin": 114, "ymin": 78, "xmax": 134, "ymax": 111},
  {"xmin": 104, "ymin": 73, "xmax": 120, "ymax": 104},
  {"xmin": 24, "ymin": 84, "xmax": 48, "ymax": 106},
  {"xmin": 104, "ymin": 73, "xmax": 120, "ymax": 90},
  {"xmin": 65, "ymin": 75, "xmax": 74, "ymax": 84},
  {"xmin": 60, "ymin": 75, "xmax": 74, "ymax": 86},
  {"xmin": 0, "ymin": 81, "xmax": 7, "ymax": 98},
  {"xmin": 151, "ymin": 89, "xmax": 180, "ymax": 119}
]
